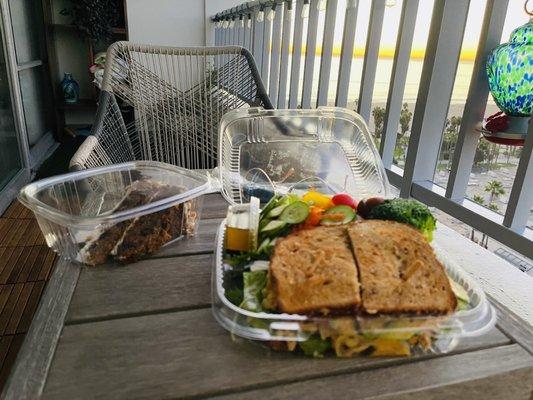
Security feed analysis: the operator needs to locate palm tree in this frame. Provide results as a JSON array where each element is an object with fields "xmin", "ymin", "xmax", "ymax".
[
  {"xmin": 472, "ymin": 195, "xmax": 485, "ymax": 205},
  {"xmin": 484, "ymin": 180, "xmax": 505, "ymax": 204}
]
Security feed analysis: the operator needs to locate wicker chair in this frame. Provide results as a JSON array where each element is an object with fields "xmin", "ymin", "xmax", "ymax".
[{"xmin": 70, "ymin": 42, "xmax": 272, "ymax": 171}]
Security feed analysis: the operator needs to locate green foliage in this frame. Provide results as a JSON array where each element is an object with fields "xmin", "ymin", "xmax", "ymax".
[
  {"xmin": 399, "ymin": 103, "xmax": 412, "ymax": 137},
  {"xmin": 472, "ymin": 195, "xmax": 485, "ymax": 205},
  {"xmin": 487, "ymin": 203, "xmax": 499, "ymax": 212},
  {"xmin": 475, "ymin": 140, "xmax": 491, "ymax": 165},
  {"xmin": 372, "ymin": 106, "xmax": 386, "ymax": 139},
  {"xmin": 484, "ymin": 180, "xmax": 505, "ymax": 203},
  {"xmin": 440, "ymin": 116, "xmax": 462, "ymax": 161},
  {"xmin": 367, "ymin": 198, "xmax": 437, "ymax": 241},
  {"xmin": 60, "ymin": 0, "xmax": 121, "ymax": 42}
]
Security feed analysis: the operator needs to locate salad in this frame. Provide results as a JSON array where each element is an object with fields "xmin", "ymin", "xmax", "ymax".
[{"xmin": 222, "ymin": 190, "xmax": 470, "ymax": 358}]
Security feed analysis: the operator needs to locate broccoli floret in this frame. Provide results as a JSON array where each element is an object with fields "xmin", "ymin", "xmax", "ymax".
[{"xmin": 367, "ymin": 198, "xmax": 436, "ymax": 241}]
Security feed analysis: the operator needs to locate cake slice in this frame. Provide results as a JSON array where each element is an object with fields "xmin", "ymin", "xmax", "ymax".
[
  {"xmin": 347, "ymin": 220, "xmax": 456, "ymax": 314},
  {"xmin": 269, "ymin": 225, "xmax": 361, "ymax": 315}
]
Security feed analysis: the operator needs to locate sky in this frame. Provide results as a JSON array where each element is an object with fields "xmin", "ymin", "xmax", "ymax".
[{"xmin": 310, "ymin": 0, "xmax": 530, "ymax": 60}]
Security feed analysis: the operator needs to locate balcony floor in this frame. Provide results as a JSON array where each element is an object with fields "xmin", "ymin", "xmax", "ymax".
[{"xmin": 0, "ymin": 201, "xmax": 57, "ymax": 389}]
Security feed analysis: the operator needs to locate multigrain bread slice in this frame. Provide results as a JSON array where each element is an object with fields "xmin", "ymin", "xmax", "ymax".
[
  {"xmin": 347, "ymin": 220, "xmax": 456, "ymax": 314},
  {"xmin": 269, "ymin": 225, "xmax": 361, "ymax": 315}
]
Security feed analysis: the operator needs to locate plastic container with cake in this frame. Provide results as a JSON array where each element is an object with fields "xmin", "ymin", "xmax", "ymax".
[{"xmin": 18, "ymin": 161, "xmax": 211, "ymax": 265}]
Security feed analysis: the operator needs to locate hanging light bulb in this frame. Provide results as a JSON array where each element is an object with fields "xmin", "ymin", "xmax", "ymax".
[
  {"xmin": 247, "ymin": 14, "xmax": 252, "ymax": 29},
  {"xmin": 301, "ymin": 0, "xmax": 310, "ymax": 18},
  {"xmin": 229, "ymin": 17, "xmax": 235, "ymax": 28},
  {"xmin": 385, "ymin": 0, "xmax": 397, "ymax": 7},
  {"xmin": 256, "ymin": 6, "xmax": 264, "ymax": 22},
  {"xmin": 239, "ymin": 14, "xmax": 244, "ymax": 28},
  {"xmin": 267, "ymin": 5, "xmax": 276, "ymax": 21},
  {"xmin": 317, "ymin": 0, "xmax": 327, "ymax": 11}
]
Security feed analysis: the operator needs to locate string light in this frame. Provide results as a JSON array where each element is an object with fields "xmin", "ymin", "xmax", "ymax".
[
  {"xmin": 267, "ymin": 5, "xmax": 276, "ymax": 21},
  {"xmin": 256, "ymin": 6, "xmax": 264, "ymax": 22},
  {"xmin": 301, "ymin": 0, "xmax": 310, "ymax": 18}
]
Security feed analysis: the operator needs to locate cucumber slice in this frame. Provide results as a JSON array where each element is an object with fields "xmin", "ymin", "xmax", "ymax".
[
  {"xmin": 268, "ymin": 204, "xmax": 288, "ymax": 218},
  {"xmin": 260, "ymin": 194, "xmax": 281, "ymax": 217},
  {"xmin": 320, "ymin": 205, "xmax": 356, "ymax": 226},
  {"xmin": 279, "ymin": 201, "xmax": 310, "ymax": 224},
  {"xmin": 449, "ymin": 279, "xmax": 469, "ymax": 304},
  {"xmin": 260, "ymin": 220, "xmax": 287, "ymax": 233},
  {"xmin": 257, "ymin": 238, "xmax": 271, "ymax": 253}
]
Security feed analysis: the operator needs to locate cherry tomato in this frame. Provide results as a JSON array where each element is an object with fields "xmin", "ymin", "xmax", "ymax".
[{"xmin": 332, "ymin": 193, "xmax": 358, "ymax": 209}]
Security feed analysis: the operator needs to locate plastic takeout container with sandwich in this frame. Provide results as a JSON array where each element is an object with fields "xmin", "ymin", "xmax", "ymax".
[
  {"xmin": 212, "ymin": 107, "xmax": 496, "ymax": 357},
  {"xmin": 18, "ymin": 161, "xmax": 210, "ymax": 265}
]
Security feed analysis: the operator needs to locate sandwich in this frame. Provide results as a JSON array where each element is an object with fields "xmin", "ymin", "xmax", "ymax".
[{"xmin": 268, "ymin": 220, "xmax": 456, "ymax": 316}]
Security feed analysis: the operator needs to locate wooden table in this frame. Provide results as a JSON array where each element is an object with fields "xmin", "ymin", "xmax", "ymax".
[{"xmin": 3, "ymin": 194, "xmax": 533, "ymax": 399}]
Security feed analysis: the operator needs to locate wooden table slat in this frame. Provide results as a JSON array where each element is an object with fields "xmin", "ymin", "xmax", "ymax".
[
  {"xmin": 66, "ymin": 254, "xmax": 213, "ymax": 324},
  {"xmin": 43, "ymin": 308, "xmax": 511, "ymax": 400},
  {"xmin": 211, "ymin": 344, "xmax": 533, "ymax": 400}
]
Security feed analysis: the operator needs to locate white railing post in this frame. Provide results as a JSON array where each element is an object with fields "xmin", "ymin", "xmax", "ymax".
[
  {"xmin": 316, "ymin": 0, "xmax": 338, "ymax": 107},
  {"xmin": 289, "ymin": 0, "xmax": 305, "ymax": 108},
  {"xmin": 445, "ymin": 0, "xmax": 509, "ymax": 201},
  {"xmin": 503, "ymin": 119, "xmax": 533, "ymax": 232},
  {"xmin": 252, "ymin": 7, "xmax": 265, "ymax": 73},
  {"xmin": 335, "ymin": 0, "xmax": 359, "ymax": 108},
  {"xmin": 356, "ymin": 0, "xmax": 385, "ymax": 123},
  {"xmin": 379, "ymin": 0, "xmax": 419, "ymax": 168},
  {"xmin": 261, "ymin": 7, "xmax": 273, "ymax": 85},
  {"xmin": 244, "ymin": 13, "xmax": 252, "ymax": 50},
  {"xmin": 269, "ymin": 2, "xmax": 283, "ymax": 106},
  {"xmin": 301, "ymin": 0, "xmax": 319, "ymax": 109},
  {"xmin": 278, "ymin": 0, "xmax": 293, "ymax": 109},
  {"xmin": 400, "ymin": 0, "xmax": 470, "ymax": 198}
]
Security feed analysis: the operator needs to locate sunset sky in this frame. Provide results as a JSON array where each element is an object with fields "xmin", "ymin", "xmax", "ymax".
[{"xmin": 309, "ymin": 0, "xmax": 530, "ymax": 60}]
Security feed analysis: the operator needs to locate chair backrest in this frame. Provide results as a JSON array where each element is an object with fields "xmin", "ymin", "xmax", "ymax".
[{"xmin": 70, "ymin": 42, "xmax": 272, "ymax": 171}]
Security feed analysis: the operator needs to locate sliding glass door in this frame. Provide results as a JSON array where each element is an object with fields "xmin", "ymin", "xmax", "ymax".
[{"xmin": 0, "ymin": 7, "xmax": 24, "ymax": 193}]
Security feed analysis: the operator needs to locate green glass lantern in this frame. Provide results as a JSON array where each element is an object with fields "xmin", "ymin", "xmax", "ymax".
[{"xmin": 486, "ymin": 18, "xmax": 532, "ymax": 118}]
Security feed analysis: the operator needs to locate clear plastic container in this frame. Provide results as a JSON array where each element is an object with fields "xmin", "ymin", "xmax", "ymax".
[
  {"xmin": 218, "ymin": 107, "xmax": 391, "ymax": 205},
  {"xmin": 212, "ymin": 220, "xmax": 497, "ymax": 356},
  {"xmin": 19, "ymin": 161, "xmax": 210, "ymax": 265},
  {"xmin": 213, "ymin": 107, "xmax": 496, "ymax": 357}
]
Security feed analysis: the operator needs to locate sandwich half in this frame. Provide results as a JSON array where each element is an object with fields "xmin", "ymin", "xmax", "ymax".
[
  {"xmin": 269, "ymin": 225, "xmax": 361, "ymax": 315},
  {"xmin": 347, "ymin": 220, "xmax": 456, "ymax": 314}
]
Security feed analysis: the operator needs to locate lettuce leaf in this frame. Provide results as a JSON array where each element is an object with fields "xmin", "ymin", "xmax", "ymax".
[
  {"xmin": 299, "ymin": 334, "xmax": 332, "ymax": 357},
  {"xmin": 240, "ymin": 270, "xmax": 268, "ymax": 312}
]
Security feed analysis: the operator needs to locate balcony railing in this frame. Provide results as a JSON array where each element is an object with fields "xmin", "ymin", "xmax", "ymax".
[{"xmin": 212, "ymin": 0, "xmax": 533, "ymax": 260}]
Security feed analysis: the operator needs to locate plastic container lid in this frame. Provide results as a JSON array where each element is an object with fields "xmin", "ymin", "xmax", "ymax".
[
  {"xmin": 218, "ymin": 107, "xmax": 391, "ymax": 205},
  {"xmin": 212, "ymin": 220, "xmax": 497, "ymax": 352},
  {"xmin": 19, "ymin": 161, "xmax": 211, "ymax": 228}
]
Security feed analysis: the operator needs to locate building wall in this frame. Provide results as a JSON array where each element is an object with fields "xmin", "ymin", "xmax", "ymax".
[{"xmin": 126, "ymin": 0, "xmax": 242, "ymax": 47}]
